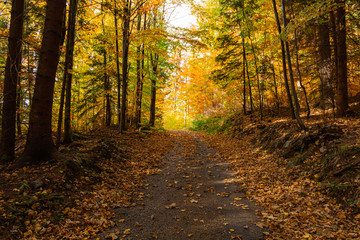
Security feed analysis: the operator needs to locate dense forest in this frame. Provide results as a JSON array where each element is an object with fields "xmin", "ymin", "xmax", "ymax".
[
  {"xmin": 1, "ymin": 0, "xmax": 359, "ymax": 161},
  {"xmin": 1, "ymin": 0, "xmax": 360, "ymax": 239}
]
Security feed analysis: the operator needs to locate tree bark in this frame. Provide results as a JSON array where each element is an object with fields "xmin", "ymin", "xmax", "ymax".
[
  {"xmin": 294, "ymin": 29, "xmax": 310, "ymax": 117},
  {"xmin": 271, "ymin": 0, "xmax": 295, "ymax": 119},
  {"xmin": 135, "ymin": 13, "xmax": 142, "ymax": 128},
  {"xmin": 150, "ymin": 52, "xmax": 158, "ymax": 127},
  {"xmin": 55, "ymin": 4, "xmax": 68, "ymax": 147},
  {"xmin": 242, "ymin": 36, "xmax": 246, "ymax": 115},
  {"xmin": 335, "ymin": 0, "xmax": 348, "ymax": 116},
  {"xmin": 317, "ymin": 19, "xmax": 334, "ymax": 111},
  {"xmin": 281, "ymin": 0, "xmax": 306, "ymax": 130},
  {"xmin": 20, "ymin": 0, "xmax": 67, "ymax": 164},
  {"xmin": 114, "ymin": 0, "xmax": 121, "ymax": 126},
  {"xmin": 1, "ymin": 0, "xmax": 25, "ymax": 162},
  {"xmin": 63, "ymin": 0, "xmax": 78, "ymax": 144},
  {"xmin": 120, "ymin": 0, "xmax": 131, "ymax": 133}
]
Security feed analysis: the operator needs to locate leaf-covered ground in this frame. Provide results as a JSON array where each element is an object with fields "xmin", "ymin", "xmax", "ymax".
[
  {"xmin": 204, "ymin": 119, "xmax": 360, "ymax": 239},
  {"xmin": 1, "ymin": 122, "xmax": 360, "ymax": 239},
  {"xmin": 0, "ymin": 129, "xmax": 174, "ymax": 239},
  {"xmin": 97, "ymin": 130, "xmax": 265, "ymax": 240}
]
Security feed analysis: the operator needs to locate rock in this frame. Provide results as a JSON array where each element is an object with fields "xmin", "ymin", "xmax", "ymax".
[{"xmin": 30, "ymin": 179, "xmax": 44, "ymax": 189}]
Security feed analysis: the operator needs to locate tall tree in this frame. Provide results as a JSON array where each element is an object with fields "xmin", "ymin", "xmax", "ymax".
[
  {"xmin": 63, "ymin": 0, "xmax": 79, "ymax": 144},
  {"xmin": 135, "ymin": 13, "xmax": 146, "ymax": 128},
  {"xmin": 281, "ymin": 0, "xmax": 306, "ymax": 130},
  {"xmin": 120, "ymin": 0, "xmax": 131, "ymax": 133},
  {"xmin": 150, "ymin": 51, "xmax": 159, "ymax": 127},
  {"xmin": 318, "ymin": 17, "xmax": 334, "ymax": 111},
  {"xmin": 20, "ymin": 0, "xmax": 67, "ymax": 164},
  {"xmin": 271, "ymin": 0, "xmax": 295, "ymax": 119},
  {"xmin": 1, "ymin": 0, "xmax": 25, "ymax": 162},
  {"xmin": 114, "ymin": 0, "xmax": 121, "ymax": 126},
  {"xmin": 335, "ymin": 0, "xmax": 348, "ymax": 116}
]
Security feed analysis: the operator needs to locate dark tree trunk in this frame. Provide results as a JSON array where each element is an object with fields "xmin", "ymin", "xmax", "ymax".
[
  {"xmin": 56, "ymin": 3, "xmax": 68, "ymax": 147},
  {"xmin": 330, "ymin": 11, "xmax": 338, "ymax": 118},
  {"xmin": 63, "ymin": 0, "xmax": 78, "ymax": 144},
  {"xmin": 120, "ymin": 0, "xmax": 131, "ymax": 133},
  {"xmin": 20, "ymin": 0, "xmax": 67, "ymax": 164},
  {"xmin": 135, "ymin": 13, "xmax": 142, "ymax": 128},
  {"xmin": 335, "ymin": 0, "xmax": 348, "ymax": 116},
  {"xmin": 248, "ymin": 36, "xmax": 263, "ymax": 120},
  {"xmin": 318, "ymin": 19, "xmax": 334, "ymax": 111},
  {"xmin": 103, "ymin": 1, "xmax": 111, "ymax": 126},
  {"xmin": 114, "ymin": 0, "xmax": 121, "ymax": 126},
  {"xmin": 281, "ymin": 0, "xmax": 306, "ymax": 130},
  {"xmin": 1, "ymin": 0, "xmax": 25, "ymax": 162},
  {"xmin": 150, "ymin": 51, "xmax": 158, "ymax": 127},
  {"xmin": 271, "ymin": 0, "xmax": 295, "ymax": 119},
  {"xmin": 242, "ymin": 36, "xmax": 246, "ymax": 115},
  {"xmin": 104, "ymin": 50, "xmax": 111, "ymax": 126},
  {"xmin": 16, "ymin": 77, "xmax": 22, "ymax": 135}
]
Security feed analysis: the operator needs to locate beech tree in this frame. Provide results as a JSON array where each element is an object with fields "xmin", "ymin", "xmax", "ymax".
[
  {"xmin": 20, "ymin": 0, "xmax": 67, "ymax": 164},
  {"xmin": 1, "ymin": 0, "xmax": 25, "ymax": 162}
]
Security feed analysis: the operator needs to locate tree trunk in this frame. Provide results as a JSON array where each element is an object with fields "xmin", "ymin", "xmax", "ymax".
[
  {"xmin": 63, "ymin": 0, "xmax": 78, "ymax": 144},
  {"xmin": 318, "ymin": 18, "xmax": 334, "ymax": 112},
  {"xmin": 248, "ymin": 36, "xmax": 263, "ymax": 120},
  {"xmin": 1, "ymin": 0, "xmax": 25, "ymax": 162},
  {"xmin": 20, "ymin": 0, "xmax": 67, "ymax": 164},
  {"xmin": 281, "ymin": 0, "xmax": 306, "ymax": 130},
  {"xmin": 242, "ymin": 36, "xmax": 246, "ymax": 115},
  {"xmin": 114, "ymin": 0, "xmax": 121, "ymax": 126},
  {"xmin": 330, "ymin": 11, "xmax": 338, "ymax": 118},
  {"xmin": 150, "ymin": 52, "xmax": 158, "ymax": 127},
  {"xmin": 271, "ymin": 63, "xmax": 280, "ymax": 113},
  {"xmin": 294, "ymin": 29, "xmax": 310, "ymax": 117},
  {"xmin": 55, "ymin": 4, "xmax": 68, "ymax": 147},
  {"xmin": 244, "ymin": 51, "xmax": 253, "ymax": 113},
  {"xmin": 135, "ymin": 13, "xmax": 142, "ymax": 128},
  {"xmin": 271, "ymin": 0, "xmax": 295, "ymax": 119},
  {"xmin": 103, "ymin": 1, "xmax": 111, "ymax": 126},
  {"xmin": 104, "ymin": 50, "xmax": 111, "ymax": 126},
  {"xmin": 16, "ymin": 77, "xmax": 22, "ymax": 135},
  {"xmin": 335, "ymin": 0, "xmax": 348, "ymax": 116},
  {"xmin": 120, "ymin": 0, "xmax": 131, "ymax": 133}
]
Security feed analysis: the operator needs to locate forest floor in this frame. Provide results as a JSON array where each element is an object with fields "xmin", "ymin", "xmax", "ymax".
[{"xmin": 1, "ymin": 113, "xmax": 360, "ymax": 239}]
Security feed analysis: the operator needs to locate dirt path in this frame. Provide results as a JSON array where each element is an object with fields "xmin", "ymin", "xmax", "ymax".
[{"xmin": 98, "ymin": 131, "xmax": 265, "ymax": 240}]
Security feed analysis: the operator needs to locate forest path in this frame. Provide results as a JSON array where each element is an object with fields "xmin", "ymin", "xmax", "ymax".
[{"xmin": 98, "ymin": 130, "xmax": 265, "ymax": 240}]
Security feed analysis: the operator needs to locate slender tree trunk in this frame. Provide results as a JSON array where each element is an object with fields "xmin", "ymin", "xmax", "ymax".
[
  {"xmin": 16, "ymin": 77, "xmax": 22, "ymax": 135},
  {"xmin": 271, "ymin": 0, "xmax": 295, "ymax": 119},
  {"xmin": 104, "ymin": 50, "xmax": 111, "ymax": 126},
  {"xmin": 1, "ymin": 0, "xmax": 25, "ymax": 162},
  {"xmin": 294, "ymin": 29, "xmax": 310, "ymax": 117},
  {"xmin": 242, "ymin": 36, "xmax": 246, "ymax": 115},
  {"xmin": 63, "ymin": 0, "xmax": 78, "ymax": 144},
  {"xmin": 21, "ymin": 0, "xmax": 67, "ymax": 164},
  {"xmin": 138, "ymin": 13, "xmax": 147, "ymax": 122},
  {"xmin": 271, "ymin": 63, "xmax": 280, "ymax": 113},
  {"xmin": 335, "ymin": 0, "xmax": 348, "ymax": 116},
  {"xmin": 120, "ymin": 0, "xmax": 131, "ymax": 133},
  {"xmin": 114, "ymin": 0, "xmax": 121, "ymax": 126},
  {"xmin": 103, "ymin": 2, "xmax": 111, "ymax": 126},
  {"xmin": 248, "ymin": 36, "xmax": 263, "ymax": 120},
  {"xmin": 330, "ymin": 11, "xmax": 338, "ymax": 118},
  {"xmin": 281, "ymin": 0, "xmax": 306, "ymax": 130},
  {"xmin": 150, "ymin": 52, "xmax": 158, "ymax": 127},
  {"xmin": 55, "ymin": 5, "xmax": 68, "ymax": 147},
  {"xmin": 135, "ymin": 13, "xmax": 142, "ymax": 128}
]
